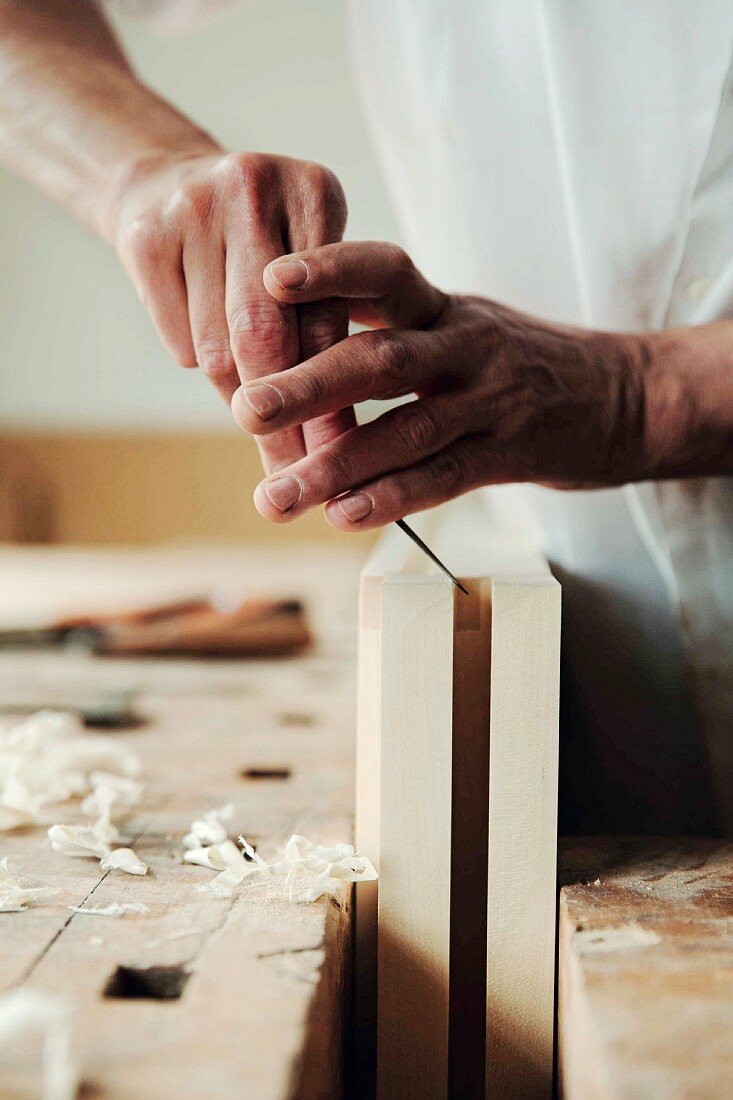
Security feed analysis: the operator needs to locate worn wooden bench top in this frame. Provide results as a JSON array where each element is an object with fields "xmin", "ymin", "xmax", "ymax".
[
  {"xmin": 0, "ymin": 542, "xmax": 364, "ymax": 1100},
  {"xmin": 559, "ymin": 837, "xmax": 733, "ymax": 1100},
  {"xmin": 2, "ymin": 546, "xmax": 732, "ymax": 1099}
]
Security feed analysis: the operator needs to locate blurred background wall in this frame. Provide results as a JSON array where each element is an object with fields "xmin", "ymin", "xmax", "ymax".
[{"xmin": 0, "ymin": 0, "xmax": 399, "ymax": 544}]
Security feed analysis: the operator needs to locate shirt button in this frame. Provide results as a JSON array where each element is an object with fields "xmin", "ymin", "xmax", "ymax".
[{"xmin": 686, "ymin": 276, "xmax": 716, "ymax": 302}]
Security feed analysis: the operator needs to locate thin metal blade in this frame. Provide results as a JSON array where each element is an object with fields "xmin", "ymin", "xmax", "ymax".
[{"xmin": 395, "ymin": 519, "xmax": 469, "ymax": 595}]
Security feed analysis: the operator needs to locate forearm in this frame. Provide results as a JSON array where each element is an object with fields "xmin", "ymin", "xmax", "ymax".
[
  {"xmin": 644, "ymin": 320, "xmax": 733, "ymax": 479},
  {"xmin": 0, "ymin": 0, "xmax": 219, "ymax": 242}
]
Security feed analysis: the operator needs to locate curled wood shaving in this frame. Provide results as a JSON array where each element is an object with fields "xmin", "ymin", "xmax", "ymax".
[
  {"xmin": 0, "ymin": 710, "xmax": 142, "ymax": 832},
  {"xmin": 99, "ymin": 848, "xmax": 148, "ymax": 876},
  {"xmin": 182, "ymin": 804, "xmax": 233, "ymax": 849},
  {"xmin": 47, "ymin": 823, "xmax": 109, "ymax": 860},
  {"xmin": 183, "ymin": 809, "xmax": 378, "ymax": 903},
  {"xmin": 184, "ymin": 838, "xmax": 241, "ymax": 870}
]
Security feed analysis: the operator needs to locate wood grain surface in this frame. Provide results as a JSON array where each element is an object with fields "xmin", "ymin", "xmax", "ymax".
[
  {"xmin": 0, "ymin": 542, "xmax": 364, "ymax": 1100},
  {"xmin": 559, "ymin": 837, "xmax": 733, "ymax": 1100}
]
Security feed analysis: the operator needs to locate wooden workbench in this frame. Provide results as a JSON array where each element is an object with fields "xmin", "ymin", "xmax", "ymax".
[
  {"xmin": 559, "ymin": 837, "xmax": 733, "ymax": 1099},
  {"xmin": 0, "ymin": 542, "xmax": 364, "ymax": 1100},
  {"xmin": 2, "ymin": 544, "xmax": 732, "ymax": 1099}
]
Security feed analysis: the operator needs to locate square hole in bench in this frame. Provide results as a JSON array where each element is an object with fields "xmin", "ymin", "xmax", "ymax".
[
  {"xmin": 104, "ymin": 965, "xmax": 190, "ymax": 1001},
  {"xmin": 240, "ymin": 766, "xmax": 291, "ymax": 780}
]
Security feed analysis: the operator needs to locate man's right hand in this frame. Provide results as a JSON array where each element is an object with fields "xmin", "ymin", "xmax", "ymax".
[{"xmin": 112, "ymin": 151, "xmax": 356, "ymax": 473}]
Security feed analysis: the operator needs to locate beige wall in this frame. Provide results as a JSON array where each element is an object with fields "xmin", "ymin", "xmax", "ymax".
[{"xmin": 0, "ymin": 431, "xmax": 379, "ymax": 546}]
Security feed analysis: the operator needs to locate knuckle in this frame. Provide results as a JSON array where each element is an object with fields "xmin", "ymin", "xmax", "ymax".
[
  {"xmin": 302, "ymin": 162, "xmax": 347, "ymax": 231},
  {"xmin": 300, "ymin": 302, "xmax": 347, "ymax": 355},
  {"xmin": 393, "ymin": 404, "xmax": 444, "ymax": 456},
  {"xmin": 195, "ymin": 340, "xmax": 235, "ymax": 382},
  {"xmin": 382, "ymin": 243, "xmax": 415, "ymax": 280},
  {"xmin": 316, "ymin": 445, "xmax": 357, "ymax": 489},
  {"xmin": 228, "ymin": 300, "xmax": 292, "ymax": 358},
  {"xmin": 167, "ymin": 182, "xmax": 215, "ymax": 227},
  {"xmin": 121, "ymin": 214, "xmax": 164, "ymax": 269},
  {"xmin": 367, "ymin": 330, "xmax": 414, "ymax": 391},
  {"xmin": 367, "ymin": 329, "xmax": 400, "ymax": 376},
  {"xmin": 219, "ymin": 152, "xmax": 276, "ymax": 208},
  {"xmin": 430, "ymin": 448, "xmax": 467, "ymax": 492}
]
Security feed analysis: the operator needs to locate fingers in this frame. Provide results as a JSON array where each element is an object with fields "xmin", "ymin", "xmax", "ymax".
[
  {"xmin": 298, "ymin": 298, "xmax": 357, "ymax": 450},
  {"xmin": 325, "ymin": 438, "xmax": 486, "ymax": 531},
  {"xmin": 232, "ymin": 326, "xmax": 458, "ymax": 436},
  {"xmin": 264, "ymin": 241, "xmax": 447, "ymax": 330},
  {"xmin": 225, "ymin": 228, "xmax": 306, "ymax": 473},
  {"xmin": 286, "ymin": 165, "xmax": 356, "ymax": 451},
  {"xmin": 122, "ymin": 218, "xmax": 196, "ymax": 369},
  {"xmin": 252, "ymin": 396, "xmax": 466, "ymax": 523},
  {"xmin": 182, "ymin": 238, "xmax": 239, "ymax": 402}
]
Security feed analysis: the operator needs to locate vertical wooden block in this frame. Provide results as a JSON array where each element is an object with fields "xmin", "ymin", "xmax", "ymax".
[
  {"xmin": 485, "ymin": 576, "xmax": 561, "ymax": 1099},
  {"xmin": 355, "ymin": 502, "xmax": 560, "ymax": 1100},
  {"xmin": 378, "ymin": 577, "xmax": 455, "ymax": 1099},
  {"xmin": 353, "ymin": 575, "xmax": 383, "ymax": 1095}
]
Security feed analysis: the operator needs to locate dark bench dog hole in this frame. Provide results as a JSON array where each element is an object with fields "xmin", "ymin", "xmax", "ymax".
[
  {"xmin": 278, "ymin": 712, "xmax": 315, "ymax": 727},
  {"xmin": 240, "ymin": 766, "xmax": 292, "ymax": 780},
  {"xmin": 103, "ymin": 965, "xmax": 190, "ymax": 1001}
]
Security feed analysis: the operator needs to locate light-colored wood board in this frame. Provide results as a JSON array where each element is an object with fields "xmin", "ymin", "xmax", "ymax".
[
  {"xmin": 377, "ymin": 576, "xmax": 454, "ymax": 1100},
  {"xmin": 0, "ymin": 542, "xmax": 363, "ymax": 1100},
  {"xmin": 353, "ymin": 575, "xmax": 381, "ymax": 1094},
  {"xmin": 355, "ymin": 495, "xmax": 560, "ymax": 1099},
  {"xmin": 558, "ymin": 837, "xmax": 733, "ymax": 1100},
  {"xmin": 485, "ymin": 575, "xmax": 561, "ymax": 1099},
  {"xmin": 353, "ymin": 517, "xmax": 444, "ymax": 1097}
]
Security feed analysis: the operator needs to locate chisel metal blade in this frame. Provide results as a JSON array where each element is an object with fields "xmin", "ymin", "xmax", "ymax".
[{"xmin": 395, "ymin": 519, "xmax": 469, "ymax": 595}]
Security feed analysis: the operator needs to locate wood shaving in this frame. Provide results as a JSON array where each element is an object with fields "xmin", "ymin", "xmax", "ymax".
[
  {"xmin": 99, "ymin": 848, "xmax": 148, "ymax": 875},
  {"xmin": 0, "ymin": 710, "xmax": 141, "ymax": 832},
  {"xmin": 0, "ymin": 989, "xmax": 78, "ymax": 1100},
  {"xmin": 183, "ymin": 839, "xmax": 241, "ymax": 870},
  {"xmin": 185, "ymin": 816, "xmax": 378, "ymax": 903},
  {"xmin": 182, "ymin": 803, "xmax": 233, "ymax": 849},
  {"xmin": 262, "ymin": 834, "xmax": 378, "ymax": 902},
  {"xmin": 47, "ymin": 823, "xmax": 109, "ymax": 860},
  {"xmin": 0, "ymin": 858, "xmax": 59, "ymax": 912},
  {"xmin": 0, "ymin": 804, "xmax": 35, "ymax": 833},
  {"xmin": 87, "ymin": 771, "xmax": 143, "ymax": 806},
  {"xmin": 69, "ymin": 901, "xmax": 149, "ymax": 917}
]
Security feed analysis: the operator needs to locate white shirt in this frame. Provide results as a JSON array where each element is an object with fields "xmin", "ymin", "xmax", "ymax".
[
  {"xmin": 347, "ymin": 0, "xmax": 733, "ymax": 833},
  {"xmin": 109, "ymin": 0, "xmax": 733, "ymax": 832}
]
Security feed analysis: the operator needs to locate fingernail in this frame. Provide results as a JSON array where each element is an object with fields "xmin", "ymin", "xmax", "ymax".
[
  {"xmin": 242, "ymin": 382, "xmax": 283, "ymax": 421},
  {"xmin": 264, "ymin": 476, "xmax": 303, "ymax": 513},
  {"xmin": 337, "ymin": 491, "xmax": 374, "ymax": 523},
  {"xmin": 270, "ymin": 259, "xmax": 309, "ymax": 289}
]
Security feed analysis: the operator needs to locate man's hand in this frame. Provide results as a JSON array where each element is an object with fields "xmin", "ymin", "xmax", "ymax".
[
  {"xmin": 0, "ymin": 2, "xmax": 356, "ymax": 474},
  {"xmin": 230, "ymin": 240, "xmax": 720, "ymax": 528},
  {"xmin": 113, "ymin": 152, "xmax": 355, "ymax": 473}
]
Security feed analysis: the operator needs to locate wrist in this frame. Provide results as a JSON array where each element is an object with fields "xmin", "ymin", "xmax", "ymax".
[
  {"xmin": 93, "ymin": 79, "xmax": 222, "ymax": 246},
  {"xmin": 641, "ymin": 322, "xmax": 733, "ymax": 479}
]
